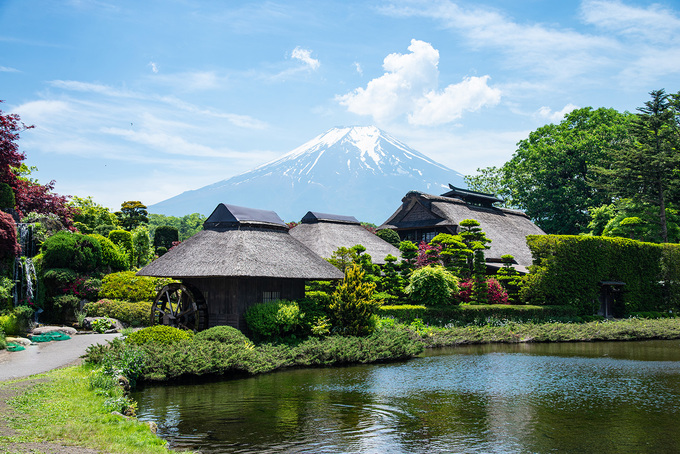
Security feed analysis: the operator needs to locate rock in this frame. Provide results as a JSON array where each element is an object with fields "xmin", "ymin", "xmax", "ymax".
[
  {"xmin": 5, "ymin": 336, "xmax": 31, "ymax": 346},
  {"xmin": 82, "ymin": 317, "xmax": 124, "ymax": 332},
  {"xmin": 31, "ymin": 325, "xmax": 77, "ymax": 336},
  {"xmin": 147, "ymin": 421, "xmax": 158, "ymax": 434},
  {"xmin": 117, "ymin": 375, "xmax": 131, "ymax": 392}
]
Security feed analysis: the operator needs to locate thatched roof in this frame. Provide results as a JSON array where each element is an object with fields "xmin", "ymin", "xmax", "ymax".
[
  {"xmin": 290, "ymin": 211, "xmax": 400, "ymax": 265},
  {"xmin": 380, "ymin": 191, "xmax": 545, "ymax": 267},
  {"xmin": 138, "ymin": 204, "xmax": 343, "ymax": 280}
]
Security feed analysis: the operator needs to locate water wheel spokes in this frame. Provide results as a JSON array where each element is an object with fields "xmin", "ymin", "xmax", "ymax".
[{"xmin": 151, "ymin": 283, "xmax": 208, "ymax": 331}]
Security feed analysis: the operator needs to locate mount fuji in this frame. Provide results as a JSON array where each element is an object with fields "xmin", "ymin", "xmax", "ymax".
[{"xmin": 149, "ymin": 126, "xmax": 466, "ymax": 224}]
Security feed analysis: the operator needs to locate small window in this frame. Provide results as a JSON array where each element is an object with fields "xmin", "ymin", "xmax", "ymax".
[
  {"xmin": 422, "ymin": 231, "xmax": 437, "ymax": 243},
  {"xmin": 263, "ymin": 291, "xmax": 280, "ymax": 303}
]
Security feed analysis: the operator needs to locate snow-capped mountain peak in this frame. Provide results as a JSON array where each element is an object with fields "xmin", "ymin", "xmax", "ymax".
[{"xmin": 149, "ymin": 126, "xmax": 466, "ymax": 223}]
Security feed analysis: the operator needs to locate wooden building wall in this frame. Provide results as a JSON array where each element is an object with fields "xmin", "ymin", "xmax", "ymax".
[{"xmin": 183, "ymin": 277, "xmax": 306, "ymax": 332}]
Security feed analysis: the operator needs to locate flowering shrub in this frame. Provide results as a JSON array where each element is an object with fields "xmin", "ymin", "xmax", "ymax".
[
  {"xmin": 415, "ymin": 242, "xmax": 442, "ymax": 268},
  {"xmin": 62, "ymin": 276, "xmax": 101, "ymax": 301},
  {"xmin": 458, "ymin": 278, "xmax": 509, "ymax": 305}
]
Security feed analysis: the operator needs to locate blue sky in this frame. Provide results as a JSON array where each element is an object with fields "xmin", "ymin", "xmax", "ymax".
[{"xmin": 1, "ymin": 0, "xmax": 679, "ymax": 212}]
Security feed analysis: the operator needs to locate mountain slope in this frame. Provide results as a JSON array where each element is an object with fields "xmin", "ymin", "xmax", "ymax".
[{"xmin": 149, "ymin": 126, "xmax": 466, "ymax": 224}]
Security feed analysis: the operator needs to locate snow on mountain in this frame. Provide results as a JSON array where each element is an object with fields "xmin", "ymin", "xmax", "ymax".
[{"xmin": 149, "ymin": 126, "xmax": 466, "ymax": 224}]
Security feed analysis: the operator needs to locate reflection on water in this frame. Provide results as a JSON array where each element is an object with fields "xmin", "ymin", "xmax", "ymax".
[{"xmin": 133, "ymin": 340, "xmax": 680, "ymax": 453}]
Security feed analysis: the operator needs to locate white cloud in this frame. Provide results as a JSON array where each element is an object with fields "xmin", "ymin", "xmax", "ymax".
[
  {"xmin": 291, "ymin": 46, "xmax": 320, "ymax": 70},
  {"xmin": 353, "ymin": 62, "xmax": 363, "ymax": 76},
  {"xmin": 337, "ymin": 39, "xmax": 500, "ymax": 125},
  {"xmin": 149, "ymin": 61, "xmax": 159, "ymax": 73},
  {"xmin": 0, "ymin": 66, "xmax": 20, "ymax": 73},
  {"xmin": 581, "ymin": 0, "xmax": 680, "ymax": 43},
  {"xmin": 537, "ymin": 103, "xmax": 579, "ymax": 123}
]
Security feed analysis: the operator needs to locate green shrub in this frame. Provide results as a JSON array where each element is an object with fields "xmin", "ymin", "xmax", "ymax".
[
  {"xmin": 108, "ymin": 230, "xmax": 133, "ymax": 261},
  {"xmin": 42, "ymin": 268, "xmax": 78, "ymax": 292},
  {"xmin": 52, "ymin": 294, "xmax": 81, "ymax": 311},
  {"xmin": 156, "ymin": 246, "xmax": 168, "ymax": 256},
  {"xmin": 126, "ymin": 325, "xmax": 193, "ymax": 345},
  {"xmin": 0, "ymin": 331, "xmax": 6, "ymax": 350},
  {"xmin": 94, "ymin": 224, "xmax": 117, "ymax": 237},
  {"xmin": 41, "ymin": 231, "xmax": 102, "ymax": 272},
  {"xmin": 329, "ymin": 264, "xmax": 380, "ymax": 336},
  {"xmin": 423, "ymin": 304, "xmax": 578, "ymax": 326},
  {"xmin": 245, "ymin": 300, "xmax": 304, "ymax": 340},
  {"xmin": 405, "ymin": 266, "xmax": 459, "ymax": 307},
  {"xmin": 0, "ymin": 276, "xmax": 14, "ymax": 311},
  {"xmin": 379, "ymin": 305, "xmax": 427, "ymax": 323},
  {"xmin": 0, "ymin": 183, "xmax": 15, "ymax": 211},
  {"xmin": 523, "ymin": 235, "xmax": 680, "ymax": 314},
  {"xmin": 99, "ymin": 271, "xmax": 174, "ymax": 302},
  {"xmin": 193, "ymin": 325, "xmax": 250, "ymax": 344},
  {"xmin": 0, "ymin": 314, "xmax": 20, "ymax": 336},
  {"xmin": 88, "ymin": 234, "xmax": 129, "ymax": 271},
  {"xmin": 84, "ymin": 299, "xmax": 153, "ymax": 327},
  {"xmin": 153, "ymin": 225, "xmax": 179, "ymax": 251},
  {"xmin": 376, "ymin": 229, "xmax": 401, "ymax": 247},
  {"xmin": 92, "ymin": 317, "xmax": 113, "ymax": 333}
]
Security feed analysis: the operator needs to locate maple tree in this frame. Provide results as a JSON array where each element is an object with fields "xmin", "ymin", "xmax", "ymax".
[{"xmin": 0, "ymin": 101, "xmax": 75, "ymax": 228}]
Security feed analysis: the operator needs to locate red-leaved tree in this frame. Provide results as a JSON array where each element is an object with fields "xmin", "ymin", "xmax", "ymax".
[{"xmin": 0, "ymin": 101, "xmax": 75, "ymax": 228}]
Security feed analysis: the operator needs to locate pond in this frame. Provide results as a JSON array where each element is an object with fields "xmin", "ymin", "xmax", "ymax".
[{"xmin": 133, "ymin": 340, "xmax": 680, "ymax": 453}]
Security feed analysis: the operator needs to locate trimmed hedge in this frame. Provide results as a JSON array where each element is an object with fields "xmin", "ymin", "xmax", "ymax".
[
  {"xmin": 98, "ymin": 271, "xmax": 175, "ymax": 302},
  {"xmin": 41, "ymin": 231, "xmax": 102, "ymax": 272},
  {"xmin": 126, "ymin": 325, "xmax": 193, "ymax": 345},
  {"xmin": 379, "ymin": 304, "xmax": 577, "ymax": 325},
  {"xmin": 522, "ymin": 235, "xmax": 680, "ymax": 315},
  {"xmin": 83, "ymin": 299, "xmax": 153, "ymax": 327}
]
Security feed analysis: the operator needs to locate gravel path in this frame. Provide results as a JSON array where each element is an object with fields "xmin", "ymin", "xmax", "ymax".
[{"xmin": 0, "ymin": 333, "xmax": 120, "ymax": 381}]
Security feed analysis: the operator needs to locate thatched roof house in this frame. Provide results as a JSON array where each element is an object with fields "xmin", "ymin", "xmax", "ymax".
[
  {"xmin": 138, "ymin": 203, "xmax": 343, "ymax": 330},
  {"xmin": 379, "ymin": 186, "xmax": 545, "ymax": 268},
  {"xmin": 290, "ymin": 211, "xmax": 400, "ymax": 265}
]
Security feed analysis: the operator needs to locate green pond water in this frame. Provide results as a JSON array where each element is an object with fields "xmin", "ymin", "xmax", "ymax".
[{"xmin": 133, "ymin": 340, "xmax": 680, "ymax": 453}]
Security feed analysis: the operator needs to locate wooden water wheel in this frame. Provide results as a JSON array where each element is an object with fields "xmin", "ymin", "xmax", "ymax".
[{"xmin": 150, "ymin": 283, "xmax": 209, "ymax": 331}]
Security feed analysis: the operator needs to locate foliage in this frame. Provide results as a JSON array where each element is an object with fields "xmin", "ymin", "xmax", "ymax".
[
  {"xmin": 99, "ymin": 271, "xmax": 174, "ymax": 302},
  {"xmin": 327, "ymin": 245, "xmax": 363, "ymax": 272},
  {"xmin": 398, "ymin": 240, "xmax": 418, "ymax": 276},
  {"xmin": 474, "ymin": 107, "xmax": 633, "ymax": 234},
  {"xmin": 594, "ymin": 89, "xmax": 680, "ymax": 242},
  {"xmin": 245, "ymin": 300, "xmax": 304, "ymax": 340},
  {"xmin": 147, "ymin": 212, "xmax": 205, "ymax": 241},
  {"xmin": 376, "ymin": 228, "xmax": 401, "ymax": 247},
  {"xmin": 108, "ymin": 229, "xmax": 133, "ymax": 264},
  {"xmin": 88, "ymin": 233, "xmax": 129, "ymax": 271},
  {"xmin": 126, "ymin": 325, "xmax": 193, "ymax": 345},
  {"xmin": 522, "ymin": 234, "xmax": 680, "ymax": 315},
  {"xmin": 0, "ymin": 182, "xmax": 15, "ymax": 210},
  {"xmin": 378, "ymin": 254, "xmax": 407, "ymax": 299},
  {"xmin": 0, "ymin": 209, "xmax": 19, "ymax": 260},
  {"xmin": 84, "ymin": 299, "xmax": 153, "ymax": 327},
  {"xmin": 592, "ymin": 199, "xmax": 680, "ymax": 243},
  {"xmin": 91, "ymin": 317, "xmax": 113, "ymax": 333},
  {"xmin": 86, "ymin": 324, "xmax": 423, "ymax": 382},
  {"xmin": 69, "ymin": 196, "xmax": 118, "ymax": 234},
  {"xmin": 430, "ymin": 233, "xmax": 471, "ymax": 276},
  {"xmin": 496, "ymin": 255, "xmax": 522, "ymax": 303},
  {"xmin": 378, "ymin": 305, "xmax": 428, "ymax": 322},
  {"xmin": 132, "ymin": 225, "xmax": 153, "ymax": 268},
  {"xmin": 94, "ymin": 224, "xmax": 117, "ymax": 237},
  {"xmin": 0, "ymin": 275, "xmax": 14, "ymax": 309},
  {"xmin": 41, "ymin": 231, "xmax": 102, "ymax": 272},
  {"xmin": 329, "ymin": 264, "xmax": 381, "ymax": 336},
  {"xmin": 52, "ymin": 294, "xmax": 81, "ymax": 311},
  {"xmin": 458, "ymin": 278, "xmax": 509, "ymax": 305},
  {"xmin": 415, "ymin": 241, "xmax": 442, "ymax": 268},
  {"xmin": 405, "ymin": 265, "xmax": 459, "ymax": 307},
  {"xmin": 194, "ymin": 325, "xmax": 250, "ymax": 344},
  {"xmin": 115, "ymin": 201, "xmax": 149, "ymax": 231},
  {"xmin": 153, "ymin": 225, "xmax": 179, "ymax": 251}
]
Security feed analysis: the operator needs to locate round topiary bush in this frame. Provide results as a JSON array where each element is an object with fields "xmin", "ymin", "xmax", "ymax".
[
  {"xmin": 376, "ymin": 229, "xmax": 401, "ymax": 247},
  {"xmin": 406, "ymin": 265, "xmax": 459, "ymax": 307},
  {"xmin": 193, "ymin": 325, "xmax": 249, "ymax": 344},
  {"xmin": 41, "ymin": 231, "xmax": 102, "ymax": 272},
  {"xmin": 125, "ymin": 325, "xmax": 193, "ymax": 345},
  {"xmin": 88, "ymin": 234, "xmax": 129, "ymax": 271}
]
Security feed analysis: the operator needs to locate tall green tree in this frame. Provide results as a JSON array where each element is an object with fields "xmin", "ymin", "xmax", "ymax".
[
  {"xmin": 69, "ymin": 196, "xmax": 118, "ymax": 234},
  {"xmin": 116, "ymin": 201, "xmax": 149, "ymax": 231},
  {"xmin": 469, "ymin": 108, "xmax": 633, "ymax": 234},
  {"xmin": 596, "ymin": 89, "xmax": 680, "ymax": 243}
]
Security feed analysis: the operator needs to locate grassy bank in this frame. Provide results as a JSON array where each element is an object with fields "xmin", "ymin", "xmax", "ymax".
[
  {"xmin": 0, "ymin": 367, "xmax": 175, "ymax": 454},
  {"xmin": 409, "ymin": 317, "xmax": 680, "ymax": 347}
]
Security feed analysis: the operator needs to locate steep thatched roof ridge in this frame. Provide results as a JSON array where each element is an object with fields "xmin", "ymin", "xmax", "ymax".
[
  {"xmin": 204, "ymin": 203, "xmax": 287, "ymax": 230},
  {"xmin": 301, "ymin": 211, "xmax": 360, "ymax": 225},
  {"xmin": 137, "ymin": 228, "xmax": 344, "ymax": 279},
  {"xmin": 290, "ymin": 220, "xmax": 400, "ymax": 265},
  {"xmin": 380, "ymin": 191, "xmax": 544, "ymax": 267}
]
